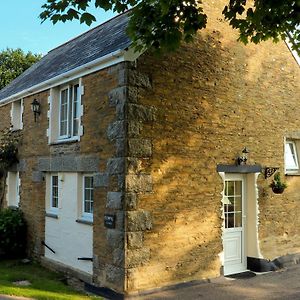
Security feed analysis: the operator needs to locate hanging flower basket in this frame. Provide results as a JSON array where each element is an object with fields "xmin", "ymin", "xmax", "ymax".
[
  {"xmin": 269, "ymin": 172, "xmax": 287, "ymax": 194},
  {"xmin": 271, "ymin": 186, "xmax": 285, "ymax": 194}
]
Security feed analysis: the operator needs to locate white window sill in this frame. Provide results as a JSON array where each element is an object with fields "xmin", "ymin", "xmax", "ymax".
[
  {"xmin": 50, "ymin": 136, "xmax": 79, "ymax": 145},
  {"xmin": 285, "ymin": 172, "xmax": 300, "ymax": 176},
  {"xmin": 10, "ymin": 128, "xmax": 22, "ymax": 132},
  {"xmin": 45, "ymin": 211, "xmax": 59, "ymax": 219},
  {"xmin": 76, "ymin": 218, "xmax": 93, "ymax": 226}
]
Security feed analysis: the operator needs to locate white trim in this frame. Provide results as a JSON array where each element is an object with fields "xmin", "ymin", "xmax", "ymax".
[
  {"xmin": 0, "ymin": 48, "xmax": 142, "ymax": 107},
  {"xmin": 10, "ymin": 99, "xmax": 23, "ymax": 131},
  {"xmin": 285, "ymin": 140, "xmax": 299, "ymax": 173},
  {"xmin": 59, "ymin": 86, "xmax": 70, "ymax": 139},
  {"xmin": 6, "ymin": 171, "xmax": 20, "ymax": 207},
  {"xmin": 222, "ymin": 174, "xmax": 247, "ymax": 276},
  {"xmin": 20, "ymin": 99, "xmax": 24, "ymax": 130},
  {"xmin": 50, "ymin": 174, "xmax": 59, "ymax": 213},
  {"xmin": 82, "ymin": 175, "xmax": 94, "ymax": 221}
]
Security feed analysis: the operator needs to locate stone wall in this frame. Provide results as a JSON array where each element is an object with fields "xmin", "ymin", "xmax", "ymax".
[
  {"xmin": 0, "ymin": 63, "xmax": 129, "ymax": 293},
  {"xmin": 124, "ymin": 0, "xmax": 300, "ymax": 292}
]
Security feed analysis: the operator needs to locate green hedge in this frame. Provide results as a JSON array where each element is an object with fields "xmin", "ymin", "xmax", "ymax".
[{"xmin": 0, "ymin": 207, "xmax": 27, "ymax": 258}]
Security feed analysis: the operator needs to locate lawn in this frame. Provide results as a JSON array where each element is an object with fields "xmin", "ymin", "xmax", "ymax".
[{"xmin": 0, "ymin": 259, "xmax": 101, "ymax": 300}]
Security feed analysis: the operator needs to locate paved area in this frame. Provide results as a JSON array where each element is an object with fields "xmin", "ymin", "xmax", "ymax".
[
  {"xmin": 136, "ymin": 265, "xmax": 300, "ymax": 300},
  {"xmin": 1, "ymin": 265, "xmax": 300, "ymax": 299}
]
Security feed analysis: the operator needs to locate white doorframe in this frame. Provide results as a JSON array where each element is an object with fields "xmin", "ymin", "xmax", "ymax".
[{"xmin": 222, "ymin": 173, "xmax": 247, "ymax": 275}]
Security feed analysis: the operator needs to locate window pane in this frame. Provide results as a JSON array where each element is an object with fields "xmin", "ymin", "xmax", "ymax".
[
  {"xmin": 60, "ymin": 89, "xmax": 68, "ymax": 136},
  {"xmin": 72, "ymin": 84, "xmax": 80, "ymax": 136},
  {"xmin": 225, "ymin": 181, "xmax": 234, "ymax": 196},
  {"xmin": 235, "ymin": 196, "xmax": 242, "ymax": 212},
  {"xmin": 227, "ymin": 213, "xmax": 234, "ymax": 228},
  {"xmin": 68, "ymin": 87, "xmax": 73, "ymax": 136},
  {"xmin": 285, "ymin": 142, "xmax": 298, "ymax": 170},
  {"xmin": 235, "ymin": 181, "xmax": 242, "ymax": 196},
  {"xmin": 235, "ymin": 212, "xmax": 242, "ymax": 227},
  {"xmin": 51, "ymin": 175, "xmax": 58, "ymax": 208},
  {"xmin": 83, "ymin": 176, "xmax": 94, "ymax": 215},
  {"xmin": 90, "ymin": 201, "xmax": 94, "ymax": 213},
  {"xmin": 84, "ymin": 201, "xmax": 90, "ymax": 213}
]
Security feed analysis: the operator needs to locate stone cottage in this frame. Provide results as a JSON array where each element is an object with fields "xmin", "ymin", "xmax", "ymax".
[{"xmin": 0, "ymin": 1, "xmax": 299, "ymax": 298}]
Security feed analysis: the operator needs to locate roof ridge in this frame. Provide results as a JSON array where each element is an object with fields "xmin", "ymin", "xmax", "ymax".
[{"xmin": 48, "ymin": 10, "xmax": 130, "ymax": 54}]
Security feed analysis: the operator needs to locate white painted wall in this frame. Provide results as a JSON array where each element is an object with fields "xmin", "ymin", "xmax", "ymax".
[{"xmin": 45, "ymin": 172, "xmax": 93, "ymax": 275}]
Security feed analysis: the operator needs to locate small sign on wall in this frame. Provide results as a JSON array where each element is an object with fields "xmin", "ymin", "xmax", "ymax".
[{"xmin": 104, "ymin": 214, "xmax": 116, "ymax": 229}]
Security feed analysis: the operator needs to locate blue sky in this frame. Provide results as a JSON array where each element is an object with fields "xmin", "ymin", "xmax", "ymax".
[{"xmin": 0, "ymin": 1, "xmax": 115, "ymax": 55}]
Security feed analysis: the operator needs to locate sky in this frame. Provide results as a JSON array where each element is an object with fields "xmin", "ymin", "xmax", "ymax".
[{"xmin": 0, "ymin": 1, "xmax": 115, "ymax": 55}]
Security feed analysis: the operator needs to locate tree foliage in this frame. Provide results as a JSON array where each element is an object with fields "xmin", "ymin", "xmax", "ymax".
[
  {"xmin": 0, "ymin": 49, "xmax": 42, "ymax": 90},
  {"xmin": 40, "ymin": 0, "xmax": 300, "ymax": 53}
]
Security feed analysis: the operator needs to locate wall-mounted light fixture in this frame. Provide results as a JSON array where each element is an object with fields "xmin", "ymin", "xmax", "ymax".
[
  {"xmin": 237, "ymin": 147, "xmax": 249, "ymax": 165},
  {"xmin": 31, "ymin": 99, "xmax": 41, "ymax": 122}
]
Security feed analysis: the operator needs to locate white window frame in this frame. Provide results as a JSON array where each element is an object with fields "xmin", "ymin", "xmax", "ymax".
[
  {"xmin": 82, "ymin": 175, "xmax": 94, "ymax": 221},
  {"xmin": 59, "ymin": 86, "xmax": 70, "ymax": 139},
  {"xmin": 50, "ymin": 174, "xmax": 59, "ymax": 213},
  {"xmin": 285, "ymin": 140, "xmax": 299, "ymax": 173},
  {"xmin": 6, "ymin": 171, "xmax": 20, "ymax": 207},
  {"xmin": 10, "ymin": 99, "xmax": 23, "ymax": 131},
  {"xmin": 48, "ymin": 79, "xmax": 83, "ymax": 144},
  {"xmin": 58, "ymin": 83, "xmax": 81, "ymax": 140}
]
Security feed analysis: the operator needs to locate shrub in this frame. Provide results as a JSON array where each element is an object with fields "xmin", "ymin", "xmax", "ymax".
[{"xmin": 0, "ymin": 208, "xmax": 27, "ymax": 258}]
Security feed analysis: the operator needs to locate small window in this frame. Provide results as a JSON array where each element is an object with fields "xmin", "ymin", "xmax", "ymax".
[
  {"xmin": 11, "ymin": 99, "xmax": 23, "ymax": 131},
  {"xmin": 82, "ymin": 176, "xmax": 94, "ymax": 220},
  {"xmin": 285, "ymin": 141, "xmax": 299, "ymax": 172},
  {"xmin": 6, "ymin": 172, "xmax": 20, "ymax": 207},
  {"xmin": 59, "ymin": 84, "xmax": 80, "ymax": 139},
  {"xmin": 50, "ymin": 175, "xmax": 59, "ymax": 211}
]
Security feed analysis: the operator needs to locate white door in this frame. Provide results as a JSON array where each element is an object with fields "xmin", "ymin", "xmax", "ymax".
[{"xmin": 223, "ymin": 174, "xmax": 246, "ymax": 275}]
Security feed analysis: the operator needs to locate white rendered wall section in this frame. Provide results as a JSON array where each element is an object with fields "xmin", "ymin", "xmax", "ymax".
[{"xmin": 45, "ymin": 173, "xmax": 93, "ymax": 275}]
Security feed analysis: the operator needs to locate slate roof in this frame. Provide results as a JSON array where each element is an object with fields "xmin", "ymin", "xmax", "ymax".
[{"xmin": 0, "ymin": 11, "xmax": 131, "ymax": 102}]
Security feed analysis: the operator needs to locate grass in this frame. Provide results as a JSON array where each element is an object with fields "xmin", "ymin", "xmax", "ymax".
[{"xmin": 0, "ymin": 259, "xmax": 101, "ymax": 300}]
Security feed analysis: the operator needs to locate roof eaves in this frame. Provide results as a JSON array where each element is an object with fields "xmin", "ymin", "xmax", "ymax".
[{"xmin": 0, "ymin": 49, "xmax": 126, "ymax": 106}]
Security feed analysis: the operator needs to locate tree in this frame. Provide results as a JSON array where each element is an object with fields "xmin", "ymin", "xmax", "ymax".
[
  {"xmin": 0, "ymin": 49, "xmax": 42, "ymax": 90},
  {"xmin": 40, "ymin": 0, "xmax": 299, "ymax": 53}
]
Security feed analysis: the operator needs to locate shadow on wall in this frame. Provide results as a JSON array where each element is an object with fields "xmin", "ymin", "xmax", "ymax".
[{"xmin": 132, "ymin": 25, "xmax": 300, "ymax": 290}]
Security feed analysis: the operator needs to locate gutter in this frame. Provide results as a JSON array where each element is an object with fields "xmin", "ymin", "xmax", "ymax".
[{"xmin": 0, "ymin": 49, "xmax": 126, "ymax": 106}]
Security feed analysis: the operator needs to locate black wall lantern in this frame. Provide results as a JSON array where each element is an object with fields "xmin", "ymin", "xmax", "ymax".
[
  {"xmin": 31, "ymin": 99, "xmax": 41, "ymax": 122},
  {"xmin": 237, "ymin": 147, "xmax": 249, "ymax": 165}
]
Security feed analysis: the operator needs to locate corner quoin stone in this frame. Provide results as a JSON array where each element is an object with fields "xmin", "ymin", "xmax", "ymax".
[
  {"xmin": 106, "ymin": 192, "xmax": 123, "ymax": 209},
  {"xmin": 127, "ymin": 211, "xmax": 152, "ymax": 232},
  {"xmin": 126, "ymin": 175, "xmax": 152, "ymax": 193}
]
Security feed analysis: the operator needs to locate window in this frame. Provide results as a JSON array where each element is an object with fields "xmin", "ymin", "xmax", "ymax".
[
  {"xmin": 82, "ymin": 176, "xmax": 94, "ymax": 220},
  {"xmin": 59, "ymin": 84, "xmax": 80, "ymax": 139},
  {"xmin": 10, "ymin": 99, "xmax": 23, "ymax": 131},
  {"xmin": 47, "ymin": 80, "xmax": 83, "ymax": 144},
  {"xmin": 50, "ymin": 175, "xmax": 59, "ymax": 211},
  {"xmin": 6, "ymin": 172, "xmax": 20, "ymax": 207},
  {"xmin": 285, "ymin": 141, "xmax": 299, "ymax": 173},
  {"xmin": 223, "ymin": 180, "xmax": 242, "ymax": 229}
]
